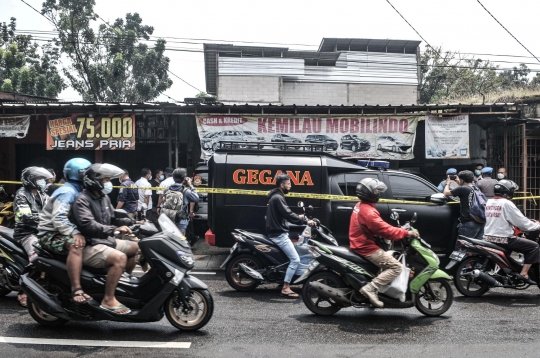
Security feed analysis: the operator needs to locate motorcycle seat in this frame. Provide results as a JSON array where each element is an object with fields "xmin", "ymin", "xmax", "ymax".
[
  {"xmin": 34, "ymin": 247, "xmax": 110, "ymax": 275},
  {"xmin": 235, "ymin": 230, "xmax": 276, "ymax": 246},
  {"xmin": 330, "ymin": 246, "xmax": 379, "ymax": 274},
  {"xmin": 0, "ymin": 226, "xmax": 15, "ymax": 241},
  {"xmin": 459, "ymin": 236, "xmax": 508, "ymax": 252}
]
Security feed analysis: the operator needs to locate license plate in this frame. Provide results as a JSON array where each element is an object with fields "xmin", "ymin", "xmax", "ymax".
[
  {"xmin": 307, "ymin": 260, "xmax": 319, "ymax": 271},
  {"xmin": 449, "ymin": 250, "xmax": 466, "ymax": 261}
]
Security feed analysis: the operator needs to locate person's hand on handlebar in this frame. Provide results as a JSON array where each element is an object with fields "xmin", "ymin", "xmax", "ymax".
[
  {"xmin": 307, "ymin": 220, "xmax": 316, "ymax": 227},
  {"xmin": 116, "ymin": 226, "xmax": 132, "ymax": 234},
  {"xmin": 407, "ymin": 231, "xmax": 419, "ymax": 239}
]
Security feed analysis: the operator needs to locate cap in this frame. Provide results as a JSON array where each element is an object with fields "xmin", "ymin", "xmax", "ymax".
[
  {"xmin": 446, "ymin": 168, "xmax": 457, "ymax": 175},
  {"xmin": 481, "ymin": 167, "xmax": 493, "ymax": 174}
]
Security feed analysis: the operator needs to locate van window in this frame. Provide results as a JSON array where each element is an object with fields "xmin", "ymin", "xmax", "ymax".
[
  {"xmin": 331, "ymin": 173, "xmax": 378, "ymax": 196},
  {"xmin": 388, "ymin": 174, "xmax": 437, "ymax": 201}
]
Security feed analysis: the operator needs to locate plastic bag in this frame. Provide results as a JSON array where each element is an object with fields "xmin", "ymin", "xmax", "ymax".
[{"xmin": 378, "ymin": 255, "xmax": 410, "ymax": 302}]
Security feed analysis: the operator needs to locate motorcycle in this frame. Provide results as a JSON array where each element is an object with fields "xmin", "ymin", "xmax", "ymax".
[
  {"xmin": 0, "ymin": 225, "xmax": 27, "ymax": 297},
  {"xmin": 21, "ymin": 214, "xmax": 214, "ymax": 331},
  {"xmin": 222, "ymin": 202, "xmax": 338, "ymax": 291},
  {"xmin": 298, "ymin": 210, "xmax": 453, "ymax": 317},
  {"xmin": 446, "ymin": 229, "xmax": 540, "ymax": 297}
]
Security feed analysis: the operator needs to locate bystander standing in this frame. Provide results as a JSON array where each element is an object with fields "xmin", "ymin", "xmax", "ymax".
[
  {"xmin": 116, "ymin": 170, "xmax": 138, "ymax": 218},
  {"xmin": 477, "ymin": 167, "xmax": 498, "ymax": 199}
]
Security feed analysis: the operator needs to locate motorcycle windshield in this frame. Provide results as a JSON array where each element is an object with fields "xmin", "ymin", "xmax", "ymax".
[{"xmin": 158, "ymin": 214, "xmax": 190, "ymax": 249}]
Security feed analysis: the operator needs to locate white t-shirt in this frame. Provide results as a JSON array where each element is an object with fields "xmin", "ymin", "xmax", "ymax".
[
  {"xmin": 484, "ymin": 198, "xmax": 540, "ymax": 237},
  {"xmin": 157, "ymin": 177, "xmax": 175, "ymax": 195},
  {"xmin": 135, "ymin": 177, "xmax": 152, "ymax": 210}
]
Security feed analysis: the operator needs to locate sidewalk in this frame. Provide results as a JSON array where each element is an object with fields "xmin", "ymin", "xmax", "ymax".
[{"xmin": 191, "ymin": 239, "xmax": 230, "ymax": 271}]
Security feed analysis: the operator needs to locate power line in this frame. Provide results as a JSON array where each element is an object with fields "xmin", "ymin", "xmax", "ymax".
[
  {"xmin": 18, "ymin": 0, "xmax": 55, "ymax": 25},
  {"xmin": 475, "ymin": 0, "xmax": 540, "ymax": 63}
]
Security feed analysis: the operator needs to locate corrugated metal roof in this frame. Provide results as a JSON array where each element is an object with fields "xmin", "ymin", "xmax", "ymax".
[{"xmin": 318, "ymin": 38, "xmax": 421, "ymax": 54}]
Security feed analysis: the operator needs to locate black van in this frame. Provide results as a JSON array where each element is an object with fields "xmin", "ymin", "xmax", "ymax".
[{"xmin": 207, "ymin": 149, "xmax": 459, "ymax": 258}]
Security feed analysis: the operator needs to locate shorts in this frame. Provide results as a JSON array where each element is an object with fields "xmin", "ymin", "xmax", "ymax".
[
  {"xmin": 20, "ymin": 234, "xmax": 38, "ymax": 258},
  {"xmin": 82, "ymin": 239, "xmax": 132, "ymax": 268},
  {"xmin": 39, "ymin": 232, "xmax": 74, "ymax": 255}
]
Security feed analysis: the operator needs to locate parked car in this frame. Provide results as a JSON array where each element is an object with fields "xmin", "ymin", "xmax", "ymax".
[
  {"xmin": 208, "ymin": 150, "xmax": 459, "ymax": 264},
  {"xmin": 201, "ymin": 131, "xmax": 220, "ymax": 150},
  {"xmin": 305, "ymin": 135, "xmax": 338, "ymax": 151},
  {"xmin": 270, "ymin": 134, "xmax": 302, "ymax": 148},
  {"xmin": 240, "ymin": 131, "xmax": 265, "ymax": 143},
  {"xmin": 376, "ymin": 135, "xmax": 412, "ymax": 153},
  {"xmin": 202, "ymin": 131, "xmax": 246, "ymax": 151},
  {"xmin": 340, "ymin": 134, "xmax": 371, "ymax": 152}
]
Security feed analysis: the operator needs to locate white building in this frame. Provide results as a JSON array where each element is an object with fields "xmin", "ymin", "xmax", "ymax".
[{"xmin": 203, "ymin": 38, "xmax": 421, "ymax": 105}]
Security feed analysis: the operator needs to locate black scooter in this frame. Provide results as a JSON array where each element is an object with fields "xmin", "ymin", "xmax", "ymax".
[
  {"xmin": 0, "ymin": 226, "xmax": 27, "ymax": 297},
  {"xmin": 21, "ymin": 214, "xmax": 214, "ymax": 331},
  {"xmin": 223, "ymin": 202, "xmax": 338, "ymax": 291}
]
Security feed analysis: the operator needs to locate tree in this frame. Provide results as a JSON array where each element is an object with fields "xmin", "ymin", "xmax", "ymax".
[
  {"xmin": 498, "ymin": 63, "xmax": 530, "ymax": 90},
  {"xmin": 42, "ymin": 1, "xmax": 173, "ymax": 102},
  {"xmin": 0, "ymin": 17, "xmax": 65, "ymax": 97}
]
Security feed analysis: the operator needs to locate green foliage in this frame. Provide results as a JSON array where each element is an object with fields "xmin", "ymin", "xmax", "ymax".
[
  {"xmin": 0, "ymin": 17, "xmax": 65, "ymax": 97},
  {"xmin": 420, "ymin": 47, "xmax": 539, "ymax": 103},
  {"xmin": 42, "ymin": 1, "xmax": 173, "ymax": 102},
  {"xmin": 196, "ymin": 92, "xmax": 212, "ymax": 98}
]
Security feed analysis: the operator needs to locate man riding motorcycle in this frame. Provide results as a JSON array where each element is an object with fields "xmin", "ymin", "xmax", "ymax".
[
  {"xmin": 38, "ymin": 158, "xmax": 92, "ymax": 305},
  {"xmin": 71, "ymin": 163, "xmax": 139, "ymax": 315},
  {"xmin": 350, "ymin": 178, "xmax": 418, "ymax": 308},
  {"xmin": 484, "ymin": 180, "xmax": 540, "ymax": 284},
  {"xmin": 13, "ymin": 166, "xmax": 52, "ymax": 306}
]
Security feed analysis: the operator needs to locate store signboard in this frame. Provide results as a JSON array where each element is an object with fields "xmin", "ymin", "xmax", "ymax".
[{"xmin": 425, "ymin": 115, "xmax": 469, "ymax": 159}]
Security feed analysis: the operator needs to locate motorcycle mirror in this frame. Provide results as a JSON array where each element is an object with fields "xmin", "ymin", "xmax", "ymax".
[
  {"xmin": 297, "ymin": 201, "xmax": 304, "ymax": 208},
  {"xmin": 410, "ymin": 212, "xmax": 417, "ymax": 224},
  {"xmin": 307, "ymin": 205, "xmax": 314, "ymax": 213}
]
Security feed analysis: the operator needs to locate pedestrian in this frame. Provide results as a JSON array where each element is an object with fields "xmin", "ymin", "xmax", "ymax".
[
  {"xmin": 177, "ymin": 170, "xmax": 200, "ymax": 243},
  {"xmin": 443, "ymin": 170, "xmax": 485, "ymax": 240},
  {"xmin": 148, "ymin": 169, "xmax": 164, "ymax": 221},
  {"xmin": 438, "ymin": 168, "xmax": 458, "ymax": 191},
  {"xmin": 45, "ymin": 169, "xmax": 60, "ymax": 196},
  {"xmin": 477, "ymin": 167, "xmax": 498, "ymax": 199},
  {"xmin": 116, "ymin": 170, "xmax": 138, "ymax": 218},
  {"xmin": 473, "ymin": 163, "xmax": 484, "ymax": 184},
  {"xmin": 157, "ymin": 167, "xmax": 174, "ymax": 211},
  {"xmin": 13, "ymin": 166, "xmax": 52, "ymax": 307},
  {"xmin": 266, "ymin": 173, "xmax": 315, "ymax": 298},
  {"xmin": 134, "ymin": 168, "xmax": 152, "ymax": 220},
  {"xmin": 497, "ymin": 167, "xmax": 507, "ymax": 180}
]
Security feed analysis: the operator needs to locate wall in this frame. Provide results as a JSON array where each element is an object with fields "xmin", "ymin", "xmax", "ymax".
[
  {"xmin": 217, "ymin": 76, "xmax": 282, "ymax": 103},
  {"xmin": 347, "ymin": 83, "xmax": 417, "ymax": 105}
]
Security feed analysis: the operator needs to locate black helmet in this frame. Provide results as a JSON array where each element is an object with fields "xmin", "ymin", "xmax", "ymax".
[
  {"xmin": 83, "ymin": 163, "xmax": 124, "ymax": 191},
  {"xmin": 457, "ymin": 170, "xmax": 474, "ymax": 184},
  {"xmin": 21, "ymin": 166, "xmax": 53, "ymax": 191},
  {"xmin": 494, "ymin": 179, "xmax": 519, "ymax": 199},
  {"xmin": 172, "ymin": 168, "xmax": 187, "ymax": 183},
  {"xmin": 356, "ymin": 178, "xmax": 387, "ymax": 203}
]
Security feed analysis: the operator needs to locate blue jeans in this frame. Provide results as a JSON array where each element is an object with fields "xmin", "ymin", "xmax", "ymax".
[
  {"xmin": 458, "ymin": 220, "xmax": 484, "ymax": 240},
  {"xmin": 270, "ymin": 233, "xmax": 303, "ymax": 283}
]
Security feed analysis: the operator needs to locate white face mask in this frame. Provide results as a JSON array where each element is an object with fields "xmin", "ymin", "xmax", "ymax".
[
  {"xmin": 497, "ymin": 173, "xmax": 505, "ymax": 180},
  {"xmin": 102, "ymin": 182, "xmax": 113, "ymax": 195},
  {"xmin": 36, "ymin": 179, "xmax": 47, "ymax": 189}
]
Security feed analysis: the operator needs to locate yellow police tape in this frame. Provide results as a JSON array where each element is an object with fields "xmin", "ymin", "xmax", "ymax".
[{"xmin": 1, "ymin": 180, "xmax": 539, "ymax": 206}]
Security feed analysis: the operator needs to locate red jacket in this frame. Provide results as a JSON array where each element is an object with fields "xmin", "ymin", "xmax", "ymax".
[{"xmin": 349, "ymin": 202, "xmax": 409, "ymax": 257}]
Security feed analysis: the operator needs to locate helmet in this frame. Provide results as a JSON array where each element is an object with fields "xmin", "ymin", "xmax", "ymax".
[
  {"xmin": 64, "ymin": 158, "xmax": 92, "ymax": 182},
  {"xmin": 494, "ymin": 179, "xmax": 519, "ymax": 199},
  {"xmin": 83, "ymin": 163, "xmax": 124, "ymax": 191},
  {"xmin": 172, "ymin": 168, "xmax": 187, "ymax": 183},
  {"xmin": 21, "ymin": 167, "xmax": 53, "ymax": 190},
  {"xmin": 356, "ymin": 178, "xmax": 387, "ymax": 203}
]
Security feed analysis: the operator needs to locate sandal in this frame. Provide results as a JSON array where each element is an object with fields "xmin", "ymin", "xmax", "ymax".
[
  {"xmin": 99, "ymin": 304, "xmax": 132, "ymax": 315},
  {"xmin": 280, "ymin": 291, "xmax": 299, "ymax": 299},
  {"xmin": 71, "ymin": 288, "xmax": 93, "ymax": 305}
]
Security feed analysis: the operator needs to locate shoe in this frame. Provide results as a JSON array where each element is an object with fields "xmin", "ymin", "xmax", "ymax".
[
  {"xmin": 120, "ymin": 273, "xmax": 139, "ymax": 283},
  {"xmin": 516, "ymin": 274, "xmax": 537, "ymax": 285},
  {"xmin": 360, "ymin": 282, "xmax": 384, "ymax": 308}
]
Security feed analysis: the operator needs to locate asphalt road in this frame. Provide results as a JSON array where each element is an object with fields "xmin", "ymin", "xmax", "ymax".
[{"xmin": 1, "ymin": 273, "xmax": 540, "ymax": 357}]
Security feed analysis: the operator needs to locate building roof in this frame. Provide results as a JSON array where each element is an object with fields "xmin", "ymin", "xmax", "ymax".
[{"xmin": 318, "ymin": 38, "xmax": 421, "ymax": 54}]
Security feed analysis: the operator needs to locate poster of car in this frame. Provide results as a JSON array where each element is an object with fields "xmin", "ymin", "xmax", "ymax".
[
  {"xmin": 0, "ymin": 115, "xmax": 31, "ymax": 138},
  {"xmin": 196, "ymin": 115, "xmax": 420, "ymax": 160},
  {"xmin": 425, "ymin": 114, "xmax": 469, "ymax": 159}
]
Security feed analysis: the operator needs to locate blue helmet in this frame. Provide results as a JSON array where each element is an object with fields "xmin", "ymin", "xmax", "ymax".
[{"xmin": 63, "ymin": 158, "xmax": 91, "ymax": 182}]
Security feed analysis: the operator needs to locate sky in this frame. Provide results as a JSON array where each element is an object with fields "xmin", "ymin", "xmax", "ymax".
[{"xmin": 3, "ymin": 0, "xmax": 540, "ymax": 102}]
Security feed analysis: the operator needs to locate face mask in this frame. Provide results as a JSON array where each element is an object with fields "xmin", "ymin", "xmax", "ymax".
[
  {"xmin": 497, "ymin": 173, "xmax": 505, "ymax": 180},
  {"xmin": 160, "ymin": 175, "xmax": 165, "ymax": 181},
  {"xmin": 102, "ymin": 182, "xmax": 113, "ymax": 195},
  {"xmin": 474, "ymin": 170, "xmax": 481, "ymax": 176},
  {"xmin": 36, "ymin": 179, "xmax": 47, "ymax": 189}
]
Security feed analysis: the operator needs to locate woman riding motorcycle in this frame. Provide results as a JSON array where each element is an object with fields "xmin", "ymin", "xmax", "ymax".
[
  {"xmin": 350, "ymin": 178, "xmax": 418, "ymax": 308},
  {"xmin": 484, "ymin": 180, "xmax": 540, "ymax": 284}
]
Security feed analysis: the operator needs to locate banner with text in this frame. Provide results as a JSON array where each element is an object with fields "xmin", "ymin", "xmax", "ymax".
[
  {"xmin": 425, "ymin": 114, "xmax": 469, "ymax": 159},
  {"xmin": 45, "ymin": 114, "xmax": 136, "ymax": 150},
  {"xmin": 196, "ymin": 115, "xmax": 419, "ymax": 160},
  {"xmin": 0, "ymin": 116, "xmax": 31, "ymax": 138}
]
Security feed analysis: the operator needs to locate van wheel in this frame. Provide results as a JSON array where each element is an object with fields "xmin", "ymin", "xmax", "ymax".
[
  {"xmin": 351, "ymin": 143, "xmax": 358, "ymax": 152},
  {"xmin": 225, "ymin": 254, "xmax": 262, "ymax": 291}
]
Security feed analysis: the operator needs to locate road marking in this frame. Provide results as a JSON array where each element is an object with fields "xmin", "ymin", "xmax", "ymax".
[
  {"xmin": 190, "ymin": 271, "xmax": 216, "ymax": 275},
  {"xmin": 0, "ymin": 337, "xmax": 191, "ymax": 349}
]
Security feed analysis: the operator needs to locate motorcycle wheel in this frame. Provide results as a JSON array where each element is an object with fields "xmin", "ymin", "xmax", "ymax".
[
  {"xmin": 225, "ymin": 254, "xmax": 262, "ymax": 291},
  {"xmin": 302, "ymin": 271, "xmax": 344, "ymax": 316},
  {"xmin": 454, "ymin": 257, "xmax": 490, "ymax": 297},
  {"xmin": 28, "ymin": 301, "xmax": 69, "ymax": 327},
  {"xmin": 415, "ymin": 278, "xmax": 453, "ymax": 317},
  {"xmin": 165, "ymin": 288, "xmax": 214, "ymax": 332}
]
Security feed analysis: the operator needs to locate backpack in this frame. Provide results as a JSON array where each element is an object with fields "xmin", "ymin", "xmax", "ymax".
[
  {"xmin": 181, "ymin": 187, "xmax": 200, "ymax": 213},
  {"xmin": 469, "ymin": 186, "xmax": 487, "ymax": 224},
  {"xmin": 161, "ymin": 189, "xmax": 184, "ymax": 222}
]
